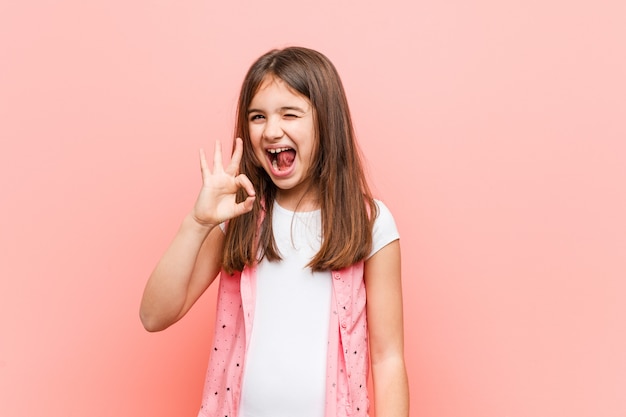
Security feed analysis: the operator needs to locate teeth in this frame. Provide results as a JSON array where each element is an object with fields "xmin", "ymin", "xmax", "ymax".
[
  {"xmin": 272, "ymin": 159, "xmax": 278, "ymax": 170},
  {"xmin": 267, "ymin": 147, "xmax": 291, "ymax": 154}
]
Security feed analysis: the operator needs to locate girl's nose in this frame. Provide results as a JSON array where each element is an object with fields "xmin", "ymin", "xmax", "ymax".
[{"xmin": 262, "ymin": 117, "xmax": 283, "ymax": 140}]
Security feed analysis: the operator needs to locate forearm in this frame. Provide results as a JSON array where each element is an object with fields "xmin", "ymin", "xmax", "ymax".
[
  {"xmin": 140, "ymin": 213, "xmax": 217, "ymax": 331},
  {"xmin": 371, "ymin": 355, "xmax": 410, "ymax": 417}
]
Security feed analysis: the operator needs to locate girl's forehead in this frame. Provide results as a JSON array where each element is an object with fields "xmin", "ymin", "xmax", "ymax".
[
  {"xmin": 257, "ymin": 74, "xmax": 282, "ymax": 89},
  {"xmin": 254, "ymin": 75, "xmax": 305, "ymax": 99}
]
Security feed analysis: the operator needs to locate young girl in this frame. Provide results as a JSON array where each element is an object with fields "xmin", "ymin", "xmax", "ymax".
[{"xmin": 140, "ymin": 47, "xmax": 409, "ymax": 417}]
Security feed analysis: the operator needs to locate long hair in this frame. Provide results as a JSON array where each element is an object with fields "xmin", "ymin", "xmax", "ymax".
[{"xmin": 222, "ymin": 46, "xmax": 377, "ymax": 273}]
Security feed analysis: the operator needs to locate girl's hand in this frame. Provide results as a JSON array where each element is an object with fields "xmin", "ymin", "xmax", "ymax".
[{"xmin": 192, "ymin": 138, "xmax": 256, "ymax": 228}]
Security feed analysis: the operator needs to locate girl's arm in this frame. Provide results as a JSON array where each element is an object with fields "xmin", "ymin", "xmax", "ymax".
[
  {"xmin": 139, "ymin": 139, "xmax": 255, "ymax": 332},
  {"xmin": 139, "ymin": 218, "xmax": 224, "ymax": 332},
  {"xmin": 365, "ymin": 239, "xmax": 409, "ymax": 417}
]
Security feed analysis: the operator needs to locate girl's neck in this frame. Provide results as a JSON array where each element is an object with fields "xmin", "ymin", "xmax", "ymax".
[{"xmin": 275, "ymin": 187, "xmax": 320, "ymax": 212}]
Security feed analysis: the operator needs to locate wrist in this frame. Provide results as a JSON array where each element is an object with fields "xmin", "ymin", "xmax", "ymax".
[{"xmin": 183, "ymin": 213, "xmax": 217, "ymax": 234}]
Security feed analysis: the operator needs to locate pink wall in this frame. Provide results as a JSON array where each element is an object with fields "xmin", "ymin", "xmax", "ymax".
[{"xmin": 1, "ymin": 1, "xmax": 625, "ymax": 416}]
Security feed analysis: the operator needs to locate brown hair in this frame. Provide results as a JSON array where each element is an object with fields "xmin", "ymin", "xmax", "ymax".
[{"xmin": 222, "ymin": 46, "xmax": 377, "ymax": 273}]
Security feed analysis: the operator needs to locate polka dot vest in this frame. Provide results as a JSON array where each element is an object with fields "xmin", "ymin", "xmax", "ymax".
[{"xmin": 197, "ymin": 262, "xmax": 370, "ymax": 417}]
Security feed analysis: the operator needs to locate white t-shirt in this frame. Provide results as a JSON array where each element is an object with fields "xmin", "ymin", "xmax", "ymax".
[{"xmin": 236, "ymin": 200, "xmax": 399, "ymax": 417}]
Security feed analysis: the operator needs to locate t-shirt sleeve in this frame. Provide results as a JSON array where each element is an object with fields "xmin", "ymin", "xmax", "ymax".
[{"xmin": 368, "ymin": 200, "xmax": 400, "ymax": 259}]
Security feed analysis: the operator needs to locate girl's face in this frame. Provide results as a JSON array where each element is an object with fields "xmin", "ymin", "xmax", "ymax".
[{"xmin": 248, "ymin": 75, "xmax": 318, "ymax": 210}]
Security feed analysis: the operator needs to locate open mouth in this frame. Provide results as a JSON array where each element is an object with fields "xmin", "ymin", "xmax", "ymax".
[{"xmin": 267, "ymin": 147, "xmax": 296, "ymax": 172}]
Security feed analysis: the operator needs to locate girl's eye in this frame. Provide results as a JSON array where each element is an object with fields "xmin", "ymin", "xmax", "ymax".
[
  {"xmin": 284, "ymin": 113, "xmax": 298, "ymax": 119},
  {"xmin": 250, "ymin": 114, "xmax": 264, "ymax": 122}
]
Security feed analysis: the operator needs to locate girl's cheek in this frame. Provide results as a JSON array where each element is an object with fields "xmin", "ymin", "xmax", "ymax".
[{"xmin": 249, "ymin": 124, "xmax": 263, "ymax": 140}]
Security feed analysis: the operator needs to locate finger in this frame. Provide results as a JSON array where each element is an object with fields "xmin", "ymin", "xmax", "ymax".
[
  {"xmin": 213, "ymin": 140, "xmax": 224, "ymax": 172},
  {"xmin": 225, "ymin": 137, "xmax": 243, "ymax": 176},
  {"xmin": 235, "ymin": 173, "xmax": 256, "ymax": 198},
  {"xmin": 234, "ymin": 195, "xmax": 256, "ymax": 216},
  {"xmin": 199, "ymin": 148, "xmax": 209, "ymax": 179}
]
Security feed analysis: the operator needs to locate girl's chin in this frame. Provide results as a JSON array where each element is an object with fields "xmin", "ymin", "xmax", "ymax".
[{"xmin": 267, "ymin": 173, "xmax": 307, "ymax": 193}]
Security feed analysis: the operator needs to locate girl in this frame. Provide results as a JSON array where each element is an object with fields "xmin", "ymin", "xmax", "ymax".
[{"xmin": 140, "ymin": 47, "xmax": 409, "ymax": 417}]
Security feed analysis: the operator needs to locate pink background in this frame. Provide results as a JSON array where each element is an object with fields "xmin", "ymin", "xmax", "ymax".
[{"xmin": 1, "ymin": 1, "xmax": 625, "ymax": 416}]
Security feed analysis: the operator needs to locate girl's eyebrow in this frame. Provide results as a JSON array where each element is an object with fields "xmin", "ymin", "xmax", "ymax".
[{"xmin": 247, "ymin": 106, "xmax": 308, "ymax": 114}]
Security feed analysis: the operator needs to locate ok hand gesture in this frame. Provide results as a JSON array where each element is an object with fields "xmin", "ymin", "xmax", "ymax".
[{"xmin": 192, "ymin": 138, "xmax": 256, "ymax": 228}]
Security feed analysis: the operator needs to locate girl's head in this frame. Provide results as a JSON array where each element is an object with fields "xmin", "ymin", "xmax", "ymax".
[
  {"xmin": 224, "ymin": 47, "xmax": 376, "ymax": 273},
  {"xmin": 235, "ymin": 47, "xmax": 360, "ymax": 203}
]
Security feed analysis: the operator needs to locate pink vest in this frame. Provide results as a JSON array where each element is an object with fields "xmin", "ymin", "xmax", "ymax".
[{"xmin": 197, "ymin": 261, "xmax": 370, "ymax": 417}]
